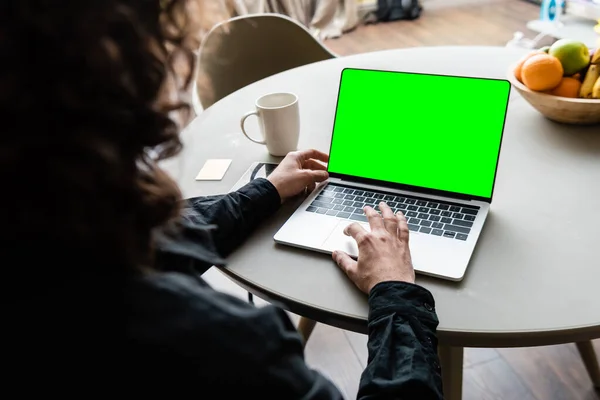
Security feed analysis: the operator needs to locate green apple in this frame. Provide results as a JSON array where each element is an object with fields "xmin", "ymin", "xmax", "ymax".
[{"xmin": 549, "ymin": 39, "xmax": 590, "ymax": 76}]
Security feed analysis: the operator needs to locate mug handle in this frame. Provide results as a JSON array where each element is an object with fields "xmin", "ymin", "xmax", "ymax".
[{"xmin": 240, "ymin": 111, "xmax": 266, "ymax": 144}]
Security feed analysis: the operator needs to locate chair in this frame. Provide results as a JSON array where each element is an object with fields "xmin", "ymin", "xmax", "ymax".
[{"xmin": 194, "ymin": 13, "xmax": 336, "ymax": 111}]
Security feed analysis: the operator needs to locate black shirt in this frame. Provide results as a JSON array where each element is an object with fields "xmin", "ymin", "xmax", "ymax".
[{"xmin": 126, "ymin": 178, "xmax": 444, "ymax": 398}]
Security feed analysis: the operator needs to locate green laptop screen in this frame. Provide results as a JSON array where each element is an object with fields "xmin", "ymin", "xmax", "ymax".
[{"xmin": 327, "ymin": 68, "xmax": 510, "ymax": 199}]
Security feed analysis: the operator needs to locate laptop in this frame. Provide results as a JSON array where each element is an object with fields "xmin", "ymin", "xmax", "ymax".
[{"xmin": 274, "ymin": 68, "xmax": 511, "ymax": 281}]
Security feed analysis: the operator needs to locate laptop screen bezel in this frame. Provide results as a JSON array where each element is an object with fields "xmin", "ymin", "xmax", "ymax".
[{"xmin": 326, "ymin": 67, "xmax": 511, "ymax": 204}]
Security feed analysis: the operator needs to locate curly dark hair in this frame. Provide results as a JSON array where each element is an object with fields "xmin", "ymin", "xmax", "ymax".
[{"xmin": 0, "ymin": 0, "xmax": 206, "ymax": 270}]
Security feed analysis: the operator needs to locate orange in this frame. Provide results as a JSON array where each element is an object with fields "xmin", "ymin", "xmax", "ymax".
[
  {"xmin": 521, "ymin": 54, "xmax": 564, "ymax": 91},
  {"xmin": 513, "ymin": 50, "xmax": 545, "ymax": 82},
  {"xmin": 549, "ymin": 77, "xmax": 582, "ymax": 98}
]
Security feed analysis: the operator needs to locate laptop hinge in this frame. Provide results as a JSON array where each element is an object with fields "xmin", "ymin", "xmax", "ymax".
[{"xmin": 331, "ymin": 174, "xmax": 491, "ymax": 204}]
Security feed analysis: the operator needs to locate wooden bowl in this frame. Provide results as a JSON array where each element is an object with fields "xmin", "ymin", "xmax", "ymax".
[{"xmin": 507, "ymin": 69, "xmax": 600, "ymax": 125}]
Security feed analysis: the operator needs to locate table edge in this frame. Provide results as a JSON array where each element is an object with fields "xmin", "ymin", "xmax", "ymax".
[{"xmin": 219, "ymin": 267, "xmax": 600, "ymax": 348}]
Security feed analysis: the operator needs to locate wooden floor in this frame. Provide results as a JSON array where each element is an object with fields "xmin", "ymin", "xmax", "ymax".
[
  {"xmin": 324, "ymin": 0, "xmax": 553, "ymax": 55},
  {"xmin": 202, "ymin": 1, "xmax": 598, "ymax": 398}
]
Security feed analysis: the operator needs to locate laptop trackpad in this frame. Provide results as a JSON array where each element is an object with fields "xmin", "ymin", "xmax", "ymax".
[{"xmin": 322, "ymin": 219, "xmax": 371, "ymax": 258}]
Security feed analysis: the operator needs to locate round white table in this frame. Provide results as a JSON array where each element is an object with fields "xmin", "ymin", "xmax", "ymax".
[{"xmin": 169, "ymin": 46, "xmax": 600, "ymax": 399}]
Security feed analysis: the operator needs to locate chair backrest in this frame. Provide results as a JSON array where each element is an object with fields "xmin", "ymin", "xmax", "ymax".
[{"xmin": 196, "ymin": 13, "xmax": 336, "ymax": 109}]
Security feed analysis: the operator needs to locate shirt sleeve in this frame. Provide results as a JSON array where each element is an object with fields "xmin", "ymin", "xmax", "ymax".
[
  {"xmin": 358, "ymin": 281, "xmax": 444, "ymax": 399},
  {"xmin": 182, "ymin": 177, "xmax": 281, "ymax": 257}
]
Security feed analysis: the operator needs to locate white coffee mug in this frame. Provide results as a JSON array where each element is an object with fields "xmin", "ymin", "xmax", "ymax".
[{"xmin": 240, "ymin": 92, "xmax": 300, "ymax": 156}]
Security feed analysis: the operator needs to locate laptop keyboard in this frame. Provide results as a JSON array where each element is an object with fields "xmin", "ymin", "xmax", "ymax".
[{"xmin": 306, "ymin": 183, "xmax": 479, "ymax": 241}]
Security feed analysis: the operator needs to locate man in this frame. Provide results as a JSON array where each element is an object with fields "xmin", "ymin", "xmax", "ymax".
[{"xmin": 2, "ymin": 1, "xmax": 442, "ymax": 398}]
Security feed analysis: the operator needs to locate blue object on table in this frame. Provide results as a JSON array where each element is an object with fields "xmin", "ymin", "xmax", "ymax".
[{"xmin": 540, "ymin": 0, "xmax": 564, "ymax": 21}]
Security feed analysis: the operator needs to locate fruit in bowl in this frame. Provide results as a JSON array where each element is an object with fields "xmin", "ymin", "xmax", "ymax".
[
  {"xmin": 513, "ymin": 41, "xmax": 599, "ymax": 99},
  {"xmin": 548, "ymin": 39, "xmax": 590, "ymax": 76},
  {"xmin": 508, "ymin": 41, "xmax": 600, "ymax": 125},
  {"xmin": 520, "ymin": 53, "xmax": 564, "ymax": 91}
]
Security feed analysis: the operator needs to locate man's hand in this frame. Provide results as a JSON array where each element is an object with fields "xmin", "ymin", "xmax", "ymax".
[
  {"xmin": 267, "ymin": 149, "xmax": 329, "ymax": 202},
  {"xmin": 333, "ymin": 202, "xmax": 415, "ymax": 293}
]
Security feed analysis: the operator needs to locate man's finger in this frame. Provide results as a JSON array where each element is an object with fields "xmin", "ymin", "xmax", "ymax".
[
  {"xmin": 332, "ymin": 250, "xmax": 357, "ymax": 277},
  {"xmin": 396, "ymin": 211, "xmax": 410, "ymax": 243},
  {"xmin": 364, "ymin": 206, "xmax": 384, "ymax": 231},
  {"xmin": 379, "ymin": 202, "xmax": 398, "ymax": 234},
  {"xmin": 343, "ymin": 222, "xmax": 367, "ymax": 240},
  {"xmin": 304, "ymin": 158, "xmax": 327, "ymax": 171},
  {"xmin": 307, "ymin": 182, "xmax": 316, "ymax": 193},
  {"xmin": 304, "ymin": 169, "xmax": 328, "ymax": 183},
  {"xmin": 297, "ymin": 149, "xmax": 329, "ymax": 163}
]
